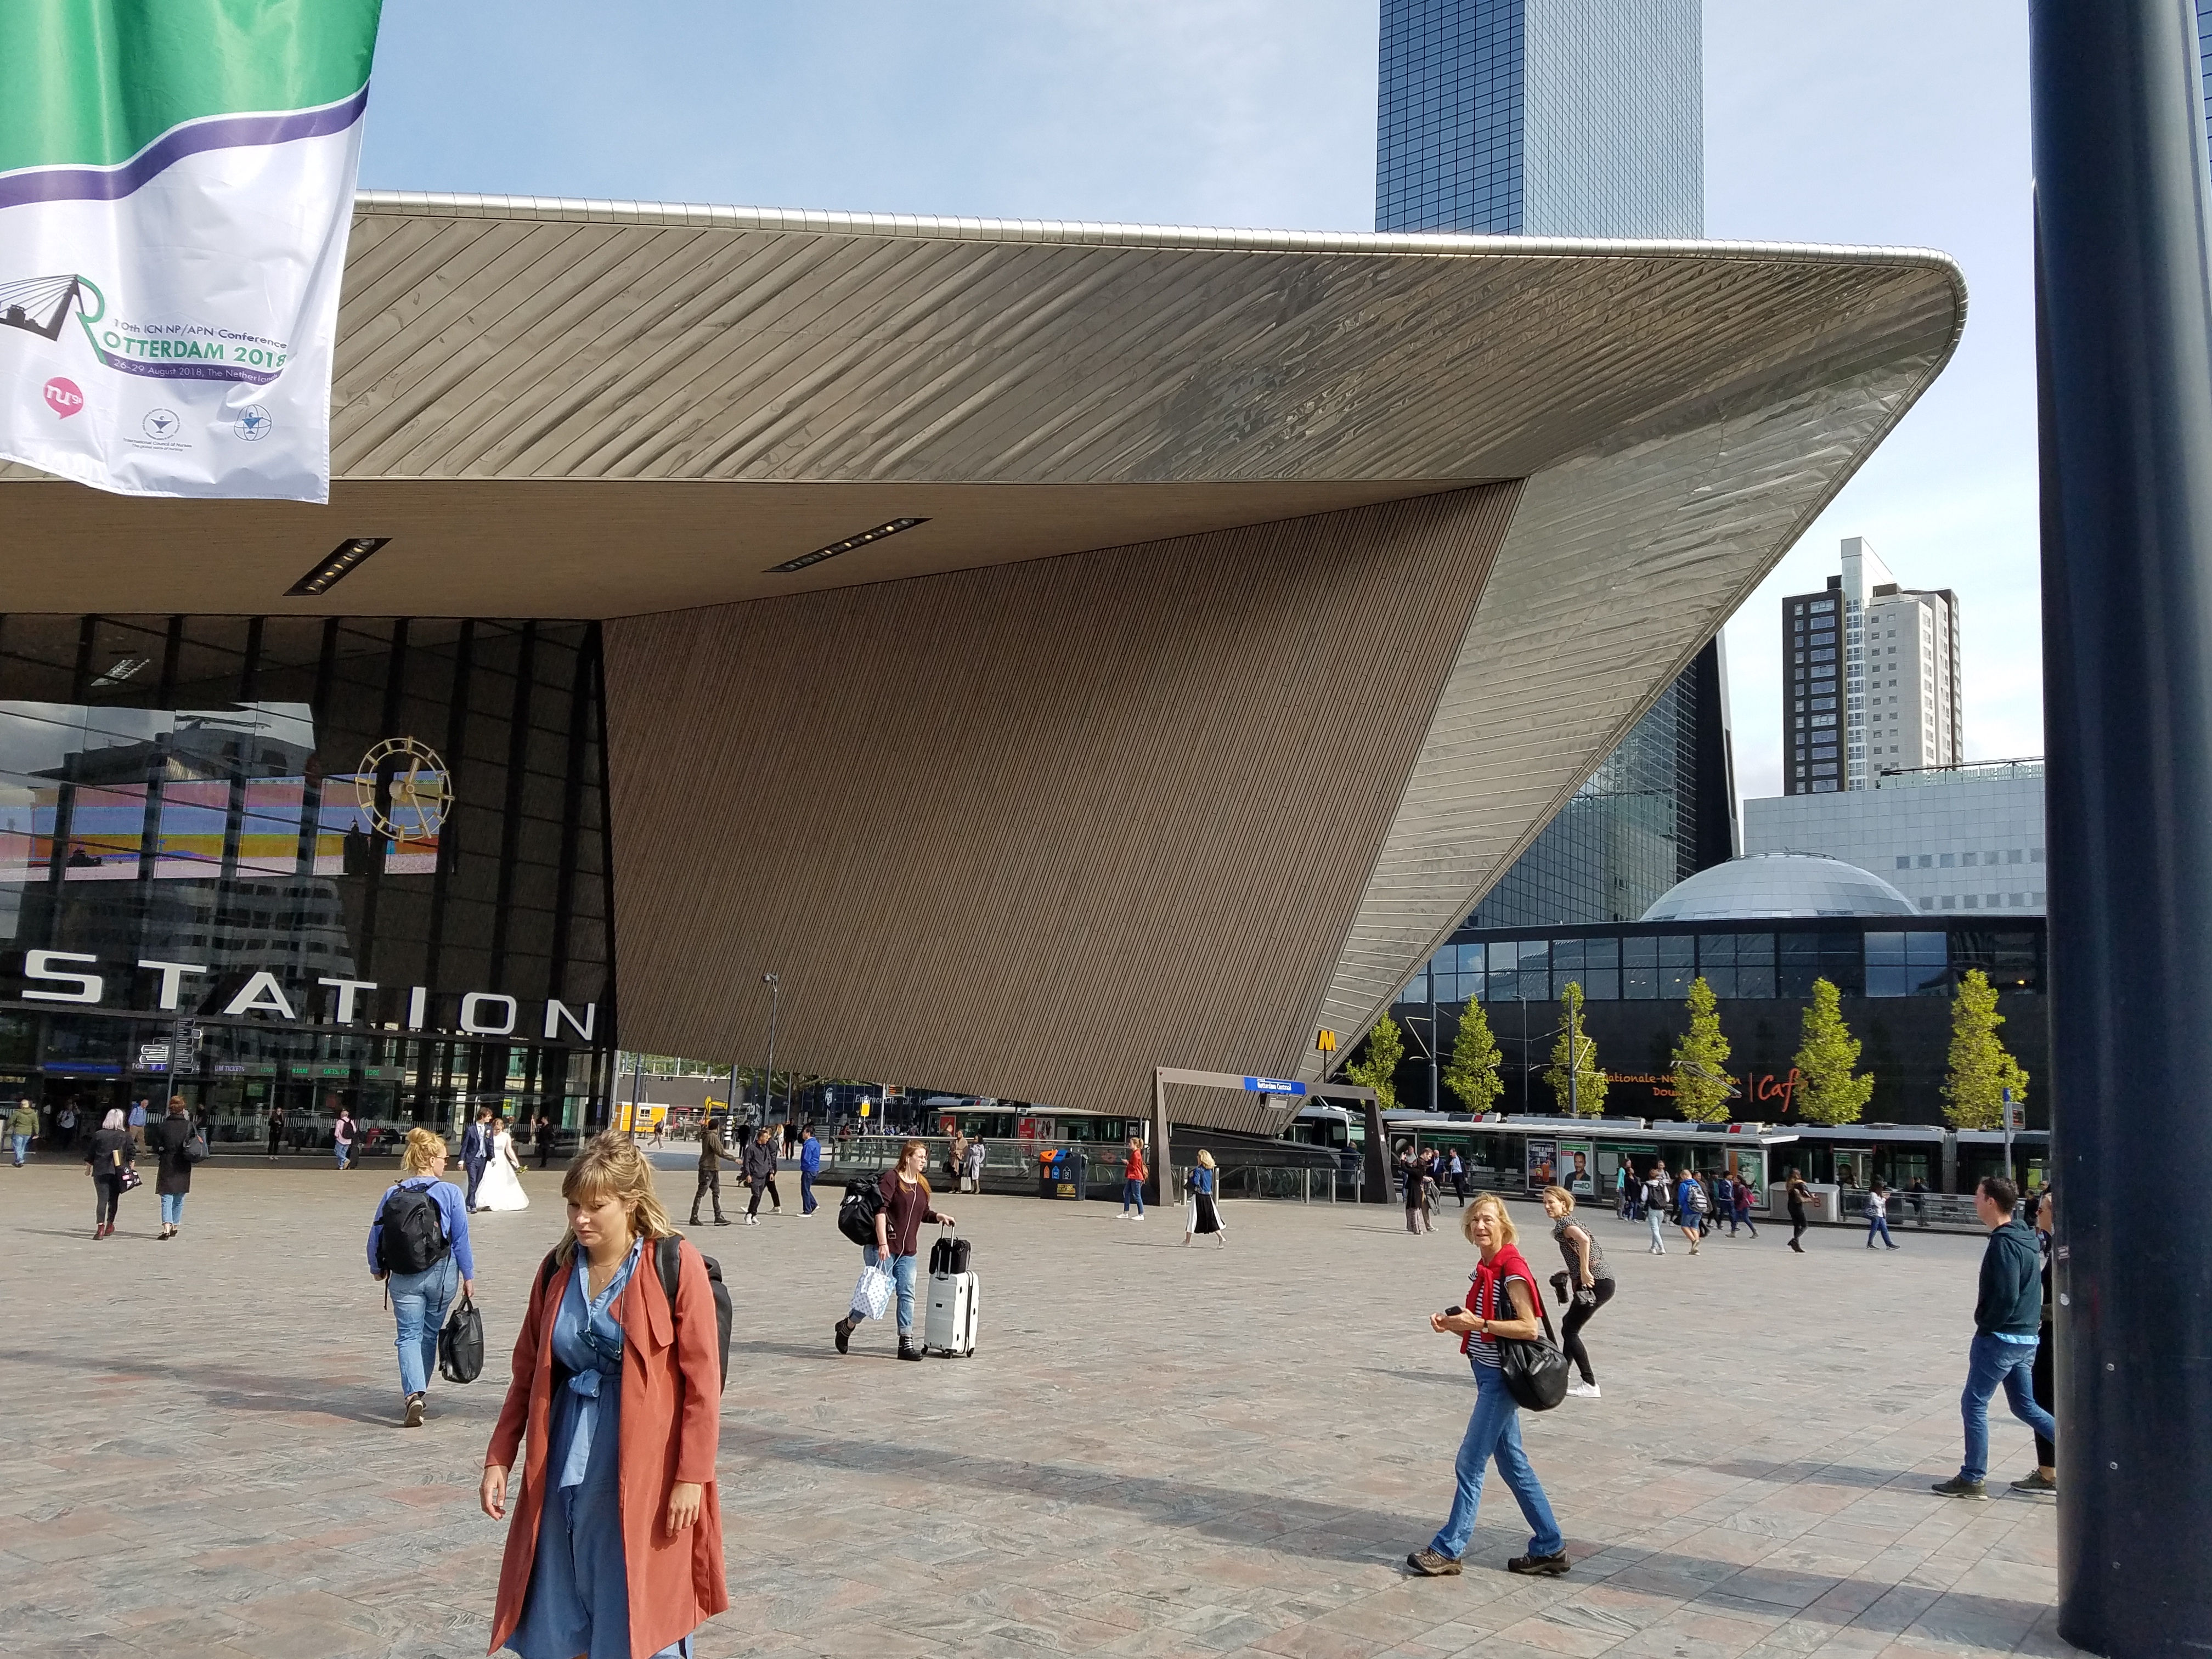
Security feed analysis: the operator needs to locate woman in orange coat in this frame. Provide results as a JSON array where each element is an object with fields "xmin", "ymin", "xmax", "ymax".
[{"xmin": 479, "ymin": 1135, "xmax": 727, "ymax": 1658}]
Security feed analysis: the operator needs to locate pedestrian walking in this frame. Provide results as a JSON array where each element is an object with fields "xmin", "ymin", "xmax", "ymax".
[
  {"xmin": 1643, "ymin": 1164, "xmax": 1671, "ymax": 1254},
  {"xmin": 1865, "ymin": 1179, "xmax": 1900, "ymax": 1250},
  {"xmin": 1118, "ymin": 1135, "xmax": 1147, "ymax": 1220},
  {"xmin": 85, "ymin": 1108, "xmax": 136, "ymax": 1239},
  {"xmin": 150, "ymin": 1096, "xmax": 196, "ymax": 1240},
  {"xmin": 799, "ymin": 1122, "xmax": 823, "ymax": 1212},
  {"xmin": 1909, "ymin": 1176, "xmax": 1929, "ymax": 1227},
  {"xmin": 833, "ymin": 1137, "xmax": 953, "ymax": 1360},
  {"xmin": 334, "ymin": 1107, "xmax": 357, "ymax": 1171},
  {"xmin": 689, "ymin": 1115, "xmax": 730, "ymax": 1227},
  {"xmin": 1932, "ymin": 1176, "xmax": 2057, "ymax": 1499},
  {"xmin": 1730, "ymin": 1172, "xmax": 1758, "ymax": 1238},
  {"xmin": 127, "ymin": 1096, "xmax": 149, "ymax": 1150},
  {"xmin": 1542, "ymin": 1186, "xmax": 1611, "ymax": 1399},
  {"xmin": 266, "ymin": 1104, "xmax": 285, "ymax": 1161},
  {"xmin": 1674, "ymin": 1168, "xmax": 1707, "ymax": 1254},
  {"xmin": 9, "ymin": 1097, "xmax": 36, "ymax": 1164},
  {"xmin": 742, "ymin": 1127, "xmax": 781, "ymax": 1223},
  {"xmin": 481, "ymin": 1134, "xmax": 729, "ymax": 1657},
  {"xmin": 537, "ymin": 1113, "xmax": 556, "ymax": 1170},
  {"xmin": 2015, "ymin": 1187, "xmax": 2058, "ymax": 1494},
  {"xmin": 1616, "ymin": 1163, "xmax": 1633, "ymax": 1220},
  {"xmin": 1448, "ymin": 1149, "xmax": 1468, "ymax": 1206},
  {"xmin": 1405, "ymin": 1193, "xmax": 1569, "ymax": 1579},
  {"xmin": 366, "ymin": 1127, "xmax": 476, "ymax": 1427},
  {"xmin": 461, "ymin": 1107, "xmax": 494, "ymax": 1210},
  {"xmin": 1184, "ymin": 1148, "xmax": 1226, "ymax": 1246},
  {"xmin": 948, "ymin": 1130, "xmax": 969, "ymax": 1187},
  {"xmin": 55, "ymin": 1101, "xmax": 77, "ymax": 1153},
  {"xmin": 1785, "ymin": 1168, "xmax": 1813, "ymax": 1253}
]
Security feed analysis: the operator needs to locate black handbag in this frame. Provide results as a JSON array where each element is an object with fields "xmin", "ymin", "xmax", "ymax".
[
  {"xmin": 1496, "ymin": 1281, "xmax": 1570, "ymax": 1412},
  {"xmin": 437, "ymin": 1293, "xmax": 484, "ymax": 1385}
]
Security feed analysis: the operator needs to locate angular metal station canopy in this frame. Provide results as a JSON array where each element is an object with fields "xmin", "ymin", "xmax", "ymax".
[{"xmin": 0, "ymin": 194, "xmax": 1963, "ymax": 1120}]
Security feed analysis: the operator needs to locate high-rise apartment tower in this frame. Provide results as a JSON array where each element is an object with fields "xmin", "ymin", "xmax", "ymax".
[
  {"xmin": 1781, "ymin": 537, "xmax": 1961, "ymax": 794},
  {"xmin": 1378, "ymin": 0, "xmax": 1731, "ymax": 926}
]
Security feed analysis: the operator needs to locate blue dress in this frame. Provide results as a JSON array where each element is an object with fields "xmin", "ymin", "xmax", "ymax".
[{"xmin": 507, "ymin": 1241, "xmax": 693, "ymax": 1659}]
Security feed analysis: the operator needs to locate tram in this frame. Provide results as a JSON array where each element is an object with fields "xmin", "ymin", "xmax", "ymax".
[{"xmin": 1370, "ymin": 1111, "xmax": 2047, "ymax": 1204}]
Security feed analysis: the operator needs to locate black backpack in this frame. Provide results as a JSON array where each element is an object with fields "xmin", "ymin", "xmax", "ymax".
[
  {"xmin": 376, "ymin": 1182, "xmax": 450, "ymax": 1275},
  {"xmin": 838, "ymin": 1178, "xmax": 885, "ymax": 1248},
  {"xmin": 537, "ymin": 1236, "xmax": 733, "ymax": 1394}
]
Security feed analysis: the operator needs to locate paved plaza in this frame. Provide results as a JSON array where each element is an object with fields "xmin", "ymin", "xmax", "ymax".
[{"xmin": 0, "ymin": 1156, "xmax": 2075, "ymax": 1659}]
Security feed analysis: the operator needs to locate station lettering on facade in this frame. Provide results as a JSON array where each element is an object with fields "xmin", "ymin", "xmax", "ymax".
[{"xmin": 11, "ymin": 951, "xmax": 595, "ymax": 1043}]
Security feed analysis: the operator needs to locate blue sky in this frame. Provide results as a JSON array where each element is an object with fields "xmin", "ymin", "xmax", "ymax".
[{"xmin": 359, "ymin": 0, "xmax": 2037, "ymax": 804}]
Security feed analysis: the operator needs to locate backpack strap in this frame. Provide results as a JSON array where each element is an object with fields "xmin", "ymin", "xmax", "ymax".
[{"xmin": 537, "ymin": 1248, "xmax": 563, "ymax": 1297}]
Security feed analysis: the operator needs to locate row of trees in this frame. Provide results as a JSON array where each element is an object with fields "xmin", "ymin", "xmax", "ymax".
[{"xmin": 1346, "ymin": 970, "xmax": 2028, "ymax": 1129}]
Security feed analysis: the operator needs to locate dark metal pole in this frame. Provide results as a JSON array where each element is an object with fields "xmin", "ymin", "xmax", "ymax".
[
  {"xmin": 2032, "ymin": 1, "xmax": 2212, "ymax": 1649},
  {"xmin": 761, "ymin": 973, "xmax": 780, "ymax": 1130}
]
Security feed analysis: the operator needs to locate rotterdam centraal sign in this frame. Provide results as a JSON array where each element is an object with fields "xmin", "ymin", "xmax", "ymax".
[{"xmin": 9, "ymin": 951, "xmax": 596, "ymax": 1042}]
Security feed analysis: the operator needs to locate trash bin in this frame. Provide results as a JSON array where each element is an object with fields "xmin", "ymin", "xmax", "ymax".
[{"xmin": 1037, "ymin": 1146, "xmax": 1087, "ymax": 1200}]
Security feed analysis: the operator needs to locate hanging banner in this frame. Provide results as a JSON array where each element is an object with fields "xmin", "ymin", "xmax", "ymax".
[{"xmin": 0, "ymin": 1, "xmax": 383, "ymax": 501}]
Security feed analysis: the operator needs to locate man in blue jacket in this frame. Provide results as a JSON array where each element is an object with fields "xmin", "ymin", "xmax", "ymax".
[
  {"xmin": 1932, "ymin": 1176, "xmax": 2056, "ymax": 1498},
  {"xmin": 799, "ymin": 1123, "xmax": 822, "ymax": 1215}
]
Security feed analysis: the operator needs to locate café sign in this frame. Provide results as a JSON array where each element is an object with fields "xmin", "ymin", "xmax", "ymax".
[{"xmin": 13, "ymin": 951, "xmax": 595, "ymax": 1043}]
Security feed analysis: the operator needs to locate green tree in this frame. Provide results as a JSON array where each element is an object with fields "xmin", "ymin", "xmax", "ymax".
[
  {"xmin": 1346, "ymin": 1012, "xmax": 1406, "ymax": 1112},
  {"xmin": 1792, "ymin": 977, "xmax": 1874, "ymax": 1125},
  {"xmin": 1943, "ymin": 968, "xmax": 2029, "ymax": 1130},
  {"xmin": 1442, "ymin": 999, "xmax": 1504, "ymax": 1115},
  {"xmin": 1670, "ymin": 976, "xmax": 1735, "ymax": 1122},
  {"xmin": 1542, "ymin": 981, "xmax": 1608, "ymax": 1115}
]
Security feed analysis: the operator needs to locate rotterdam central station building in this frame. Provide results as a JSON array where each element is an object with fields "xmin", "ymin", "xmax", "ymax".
[{"xmin": 0, "ymin": 193, "xmax": 1961, "ymax": 1141}]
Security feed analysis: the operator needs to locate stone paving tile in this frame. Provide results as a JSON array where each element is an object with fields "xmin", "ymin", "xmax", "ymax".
[{"xmin": 0, "ymin": 1161, "xmax": 2083, "ymax": 1658}]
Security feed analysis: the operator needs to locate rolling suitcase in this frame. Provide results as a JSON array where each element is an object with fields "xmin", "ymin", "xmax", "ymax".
[{"xmin": 923, "ymin": 1224, "xmax": 980, "ymax": 1357}]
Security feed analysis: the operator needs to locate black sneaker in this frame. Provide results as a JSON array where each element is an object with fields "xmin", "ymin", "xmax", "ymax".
[
  {"xmin": 2010, "ymin": 1470, "xmax": 2057, "ymax": 1494},
  {"xmin": 898, "ymin": 1340, "xmax": 923, "ymax": 1362},
  {"xmin": 1405, "ymin": 1547, "xmax": 1462, "ymax": 1577},
  {"xmin": 833, "ymin": 1318, "xmax": 851, "ymax": 1355},
  {"xmin": 1507, "ymin": 1551, "xmax": 1570, "ymax": 1577},
  {"xmin": 1930, "ymin": 1475, "xmax": 1988, "ymax": 1499}
]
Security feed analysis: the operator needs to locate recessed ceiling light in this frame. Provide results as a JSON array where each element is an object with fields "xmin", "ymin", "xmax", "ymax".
[
  {"xmin": 767, "ymin": 517, "xmax": 928, "ymax": 574},
  {"xmin": 286, "ymin": 537, "xmax": 391, "ymax": 597},
  {"xmin": 91, "ymin": 658, "xmax": 150, "ymax": 689}
]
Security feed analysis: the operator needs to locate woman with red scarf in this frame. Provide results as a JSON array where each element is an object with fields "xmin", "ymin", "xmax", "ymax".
[{"xmin": 1406, "ymin": 1193, "xmax": 1568, "ymax": 1579}]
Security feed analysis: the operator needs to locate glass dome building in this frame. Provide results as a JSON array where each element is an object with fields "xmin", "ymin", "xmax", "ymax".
[{"xmin": 1640, "ymin": 853, "xmax": 1919, "ymax": 922}]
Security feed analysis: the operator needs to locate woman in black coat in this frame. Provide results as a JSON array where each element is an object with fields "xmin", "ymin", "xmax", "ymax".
[
  {"xmin": 151, "ymin": 1096, "xmax": 195, "ymax": 1240},
  {"xmin": 84, "ymin": 1108, "xmax": 137, "ymax": 1240}
]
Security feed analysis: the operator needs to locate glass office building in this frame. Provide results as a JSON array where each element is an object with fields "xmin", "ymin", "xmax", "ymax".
[
  {"xmin": 0, "ymin": 616, "xmax": 617, "ymax": 1150},
  {"xmin": 1376, "ymin": 0, "xmax": 1729, "ymax": 932}
]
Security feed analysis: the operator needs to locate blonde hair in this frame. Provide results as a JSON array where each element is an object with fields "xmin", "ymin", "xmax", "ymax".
[
  {"xmin": 1542, "ymin": 1184, "xmax": 1575, "ymax": 1211},
  {"xmin": 400, "ymin": 1127, "xmax": 448, "ymax": 1176},
  {"xmin": 1197, "ymin": 1149, "xmax": 1216, "ymax": 1170},
  {"xmin": 1462, "ymin": 1191, "xmax": 1519, "ymax": 1248},
  {"xmin": 896, "ymin": 1138, "xmax": 933, "ymax": 1196},
  {"xmin": 554, "ymin": 1133, "xmax": 678, "ymax": 1264}
]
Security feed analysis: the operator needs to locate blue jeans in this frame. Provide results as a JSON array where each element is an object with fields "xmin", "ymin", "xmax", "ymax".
[
  {"xmin": 862, "ymin": 1246, "xmax": 920, "ymax": 1335},
  {"xmin": 1432, "ymin": 1361, "xmax": 1565, "ymax": 1561},
  {"xmin": 160, "ymin": 1192, "xmax": 185, "ymax": 1226},
  {"xmin": 1960, "ymin": 1331, "xmax": 2055, "ymax": 1482},
  {"xmin": 1869, "ymin": 1214, "xmax": 1894, "ymax": 1246},
  {"xmin": 10, "ymin": 1133, "xmax": 27, "ymax": 1164},
  {"xmin": 1122, "ymin": 1178, "xmax": 1143, "ymax": 1214},
  {"xmin": 1646, "ymin": 1210, "xmax": 1665, "ymax": 1250},
  {"xmin": 388, "ymin": 1256, "xmax": 460, "ymax": 1398},
  {"xmin": 335, "ymin": 1143, "xmax": 351, "ymax": 1170},
  {"xmin": 801, "ymin": 1170, "xmax": 817, "ymax": 1214}
]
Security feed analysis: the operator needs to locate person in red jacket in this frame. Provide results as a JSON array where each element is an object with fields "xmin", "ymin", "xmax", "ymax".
[
  {"xmin": 1119, "ymin": 1135, "xmax": 1148, "ymax": 1220},
  {"xmin": 479, "ymin": 1134, "xmax": 728, "ymax": 1658}
]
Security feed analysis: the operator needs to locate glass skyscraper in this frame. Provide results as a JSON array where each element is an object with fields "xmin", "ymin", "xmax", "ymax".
[{"xmin": 1376, "ymin": 0, "xmax": 1729, "ymax": 938}]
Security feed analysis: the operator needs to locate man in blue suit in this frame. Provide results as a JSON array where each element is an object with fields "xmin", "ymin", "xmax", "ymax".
[{"xmin": 460, "ymin": 1108, "xmax": 493, "ymax": 1211}]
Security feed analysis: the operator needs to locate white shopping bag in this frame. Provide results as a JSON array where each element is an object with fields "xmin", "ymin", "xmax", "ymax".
[{"xmin": 851, "ymin": 1260, "xmax": 895, "ymax": 1321}]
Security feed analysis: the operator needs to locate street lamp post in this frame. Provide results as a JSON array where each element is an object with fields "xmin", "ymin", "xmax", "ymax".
[{"xmin": 760, "ymin": 973, "xmax": 780, "ymax": 1128}]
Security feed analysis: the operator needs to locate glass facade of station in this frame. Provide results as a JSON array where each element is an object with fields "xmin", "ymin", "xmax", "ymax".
[{"xmin": 0, "ymin": 616, "xmax": 616, "ymax": 1153}]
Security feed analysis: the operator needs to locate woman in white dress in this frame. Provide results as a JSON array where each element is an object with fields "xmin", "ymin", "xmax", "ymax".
[{"xmin": 475, "ymin": 1115, "xmax": 530, "ymax": 1212}]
